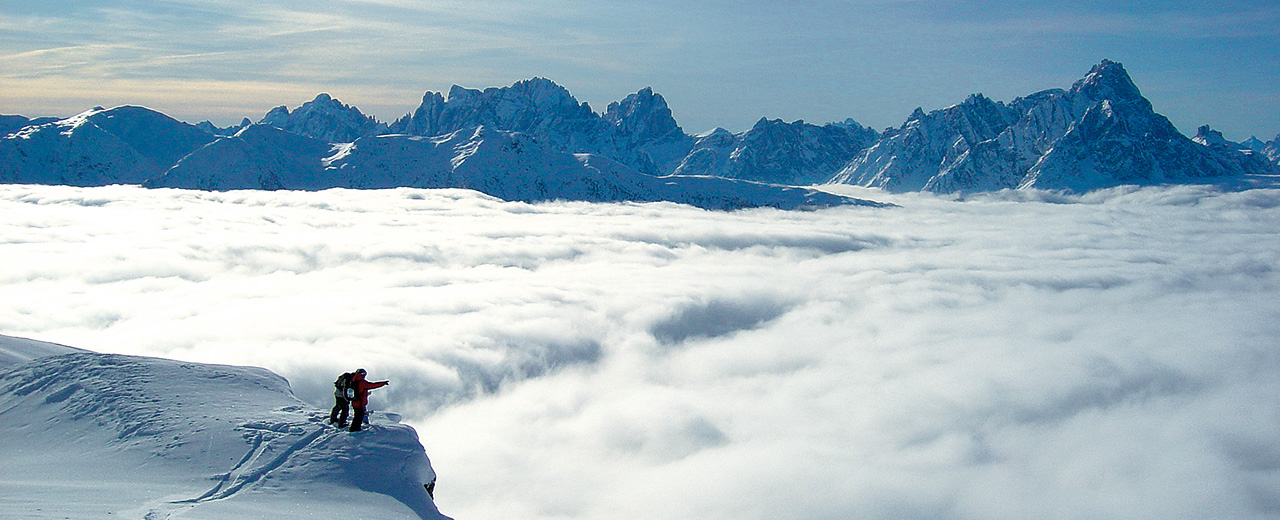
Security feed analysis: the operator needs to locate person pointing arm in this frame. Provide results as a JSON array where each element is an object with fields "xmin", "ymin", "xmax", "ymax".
[{"xmin": 348, "ymin": 368, "xmax": 388, "ymax": 432}]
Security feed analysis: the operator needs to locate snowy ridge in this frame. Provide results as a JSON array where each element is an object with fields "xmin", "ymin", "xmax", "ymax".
[
  {"xmin": 831, "ymin": 93, "xmax": 1015, "ymax": 191},
  {"xmin": 150, "ymin": 125, "xmax": 875, "ymax": 210},
  {"xmin": 0, "ymin": 334, "xmax": 445, "ymax": 520},
  {"xmin": 0, "ymin": 335, "xmax": 83, "ymax": 365}
]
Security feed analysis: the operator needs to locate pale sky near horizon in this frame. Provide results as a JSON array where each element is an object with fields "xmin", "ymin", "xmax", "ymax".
[{"xmin": 1, "ymin": 1, "xmax": 1278, "ymax": 141}]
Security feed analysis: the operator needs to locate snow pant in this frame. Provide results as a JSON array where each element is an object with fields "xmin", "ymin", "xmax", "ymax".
[
  {"xmin": 350, "ymin": 405, "xmax": 367, "ymax": 432},
  {"xmin": 330, "ymin": 396, "xmax": 350, "ymax": 425}
]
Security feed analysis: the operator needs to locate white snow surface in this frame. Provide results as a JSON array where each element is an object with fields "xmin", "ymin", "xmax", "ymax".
[
  {"xmin": 2, "ymin": 183, "xmax": 1280, "ymax": 519},
  {"xmin": 0, "ymin": 335, "xmax": 444, "ymax": 520}
]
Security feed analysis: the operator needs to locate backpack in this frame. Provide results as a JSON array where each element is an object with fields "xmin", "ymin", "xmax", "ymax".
[{"xmin": 335, "ymin": 373, "xmax": 356, "ymax": 400}]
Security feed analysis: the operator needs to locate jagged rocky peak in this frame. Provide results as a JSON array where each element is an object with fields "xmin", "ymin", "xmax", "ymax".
[
  {"xmin": 1259, "ymin": 133, "xmax": 1280, "ymax": 164},
  {"xmin": 687, "ymin": 127, "xmax": 736, "ymax": 152},
  {"xmin": 831, "ymin": 118, "xmax": 874, "ymax": 132},
  {"xmin": 899, "ymin": 93, "xmax": 1011, "ymax": 138},
  {"xmin": 1071, "ymin": 59, "xmax": 1145, "ymax": 104},
  {"xmin": 444, "ymin": 77, "xmax": 593, "ymax": 118},
  {"xmin": 509, "ymin": 77, "xmax": 587, "ymax": 111},
  {"xmin": 603, "ymin": 86, "xmax": 684, "ymax": 143},
  {"xmin": 396, "ymin": 77, "xmax": 598, "ymax": 138},
  {"xmin": 744, "ymin": 116, "xmax": 875, "ymax": 142},
  {"xmin": 195, "ymin": 118, "xmax": 252, "ymax": 136},
  {"xmin": 830, "ymin": 58, "xmax": 1280, "ymax": 193},
  {"xmin": 1193, "ymin": 124, "xmax": 1236, "ymax": 148},
  {"xmin": 672, "ymin": 116, "xmax": 878, "ymax": 185},
  {"xmin": 1008, "ymin": 88, "xmax": 1068, "ymax": 112},
  {"xmin": 1240, "ymin": 136, "xmax": 1267, "ymax": 151},
  {"xmin": 259, "ymin": 93, "xmax": 387, "ymax": 143}
]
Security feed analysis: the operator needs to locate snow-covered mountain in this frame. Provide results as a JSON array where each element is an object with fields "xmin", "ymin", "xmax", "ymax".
[
  {"xmin": 261, "ymin": 93, "xmax": 389, "ymax": 143},
  {"xmin": 150, "ymin": 124, "xmax": 873, "ymax": 210},
  {"xmin": 832, "ymin": 60, "xmax": 1279, "ymax": 193},
  {"xmin": 0, "ymin": 334, "xmax": 446, "ymax": 520},
  {"xmin": 1241, "ymin": 136, "xmax": 1266, "ymax": 152},
  {"xmin": 147, "ymin": 123, "xmax": 337, "ymax": 191},
  {"xmin": 674, "ymin": 118, "xmax": 878, "ymax": 185},
  {"xmin": 0, "ymin": 106, "xmax": 216, "ymax": 186},
  {"xmin": 0, "ymin": 98, "xmax": 870, "ymax": 209},
  {"xmin": 1238, "ymin": 133, "xmax": 1280, "ymax": 165},
  {"xmin": 833, "ymin": 91, "xmax": 1023, "ymax": 192}
]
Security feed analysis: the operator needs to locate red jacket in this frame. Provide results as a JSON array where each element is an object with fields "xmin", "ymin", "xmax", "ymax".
[{"xmin": 349, "ymin": 373, "xmax": 388, "ymax": 408}]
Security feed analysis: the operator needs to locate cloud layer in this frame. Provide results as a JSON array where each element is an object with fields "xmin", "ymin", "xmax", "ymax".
[{"xmin": 2, "ymin": 184, "xmax": 1279, "ymax": 519}]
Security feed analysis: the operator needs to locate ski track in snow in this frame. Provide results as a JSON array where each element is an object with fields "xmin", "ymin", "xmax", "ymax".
[{"xmin": 180, "ymin": 422, "xmax": 329, "ymax": 504}]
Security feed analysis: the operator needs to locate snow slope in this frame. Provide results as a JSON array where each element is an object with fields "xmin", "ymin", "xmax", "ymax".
[
  {"xmin": 146, "ymin": 124, "xmax": 337, "ymax": 191},
  {"xmin": 0, "ymin": 334, "xmax": 446, "ymax": 520}
]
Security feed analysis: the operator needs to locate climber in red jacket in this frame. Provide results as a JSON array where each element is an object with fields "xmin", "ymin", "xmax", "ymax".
[{"xmin": 348, "ymin": 368, "xmax": 388, "ymax": 432}]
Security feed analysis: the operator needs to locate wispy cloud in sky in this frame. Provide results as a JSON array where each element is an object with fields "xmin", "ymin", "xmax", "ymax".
[
  {"xmin": 3, "ymin": 0, "xmax": 1278, "ymax": 137},
  {"xmin": 2, "ymin": 184, "xmax": 1279, "ymax": 518}
]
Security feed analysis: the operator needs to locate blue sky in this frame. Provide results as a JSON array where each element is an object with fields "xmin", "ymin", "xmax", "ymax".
[{"xmin": 1, "ymin": 0, "xmax": 1277, "ymax": 140}]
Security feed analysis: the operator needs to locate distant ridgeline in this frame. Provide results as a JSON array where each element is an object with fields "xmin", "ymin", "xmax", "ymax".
[{"xmin": 2, "ymin": 60, "xmax": 1277, "ymax": 207}]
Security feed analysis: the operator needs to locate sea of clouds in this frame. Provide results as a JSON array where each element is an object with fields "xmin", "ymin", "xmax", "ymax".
[{"xmin": 2, "ymin": 183, "xmax": 1278, "ymax": 519}]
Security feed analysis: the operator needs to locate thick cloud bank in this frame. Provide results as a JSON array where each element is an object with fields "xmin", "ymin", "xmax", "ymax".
[{"xmin": 2, "ymin": 184, "xmax": 1279, "ymax": 519}]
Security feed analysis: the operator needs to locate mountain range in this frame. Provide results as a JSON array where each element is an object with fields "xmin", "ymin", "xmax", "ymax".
[{"xmin": 2, "ymin": 60, "xmax": 1276, "ymax": 206}]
